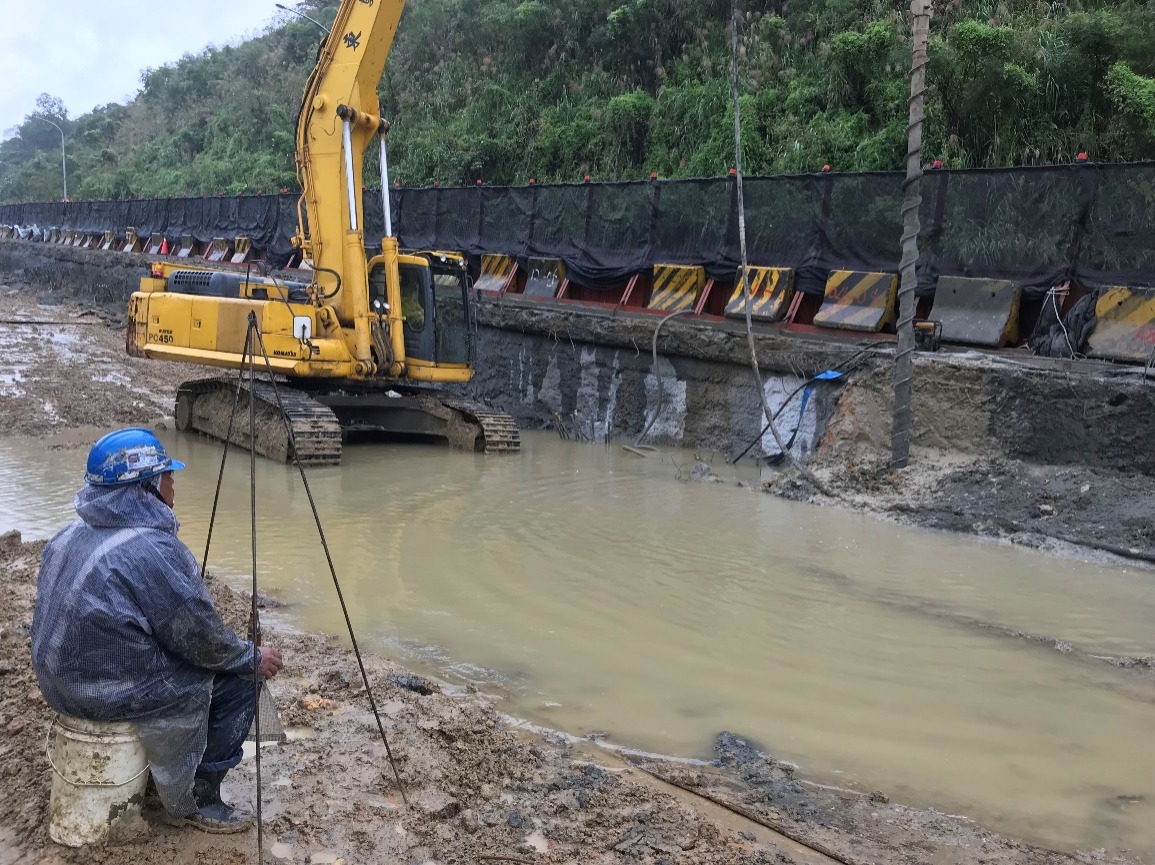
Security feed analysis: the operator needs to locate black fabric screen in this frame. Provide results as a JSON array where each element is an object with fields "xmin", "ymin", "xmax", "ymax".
[{"xmin": 4, "ymin": 163, "xmax": 1153, "ymax": 295}]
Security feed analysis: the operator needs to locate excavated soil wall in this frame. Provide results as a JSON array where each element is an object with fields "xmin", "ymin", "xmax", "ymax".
[{"xmin": 473, "ymin": 297, "xmax": 1155, "ymax": 477}]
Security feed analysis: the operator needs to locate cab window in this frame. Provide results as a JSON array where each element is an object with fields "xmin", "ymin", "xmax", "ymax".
[{"xmin": 398, "ymin": 265, "xmax": 427, "ymax": 332}]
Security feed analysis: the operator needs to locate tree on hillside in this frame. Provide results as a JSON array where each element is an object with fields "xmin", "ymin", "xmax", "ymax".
[{"xmin": 2, "ymin": 1, "xmax": 1155, "ymax": 202}]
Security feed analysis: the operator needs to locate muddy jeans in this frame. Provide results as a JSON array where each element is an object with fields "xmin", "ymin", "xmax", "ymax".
[{"xmin": 200, "ymin": 673, "xmax": 256, "ymax": 774}]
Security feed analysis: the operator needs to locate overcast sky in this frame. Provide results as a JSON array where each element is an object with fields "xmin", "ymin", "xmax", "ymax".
[{"xmin": 0, "ymin": 0, "xmax": 287, "ymax": 137}]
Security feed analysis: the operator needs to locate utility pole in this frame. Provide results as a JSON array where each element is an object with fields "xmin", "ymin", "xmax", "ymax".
[
  {"xmin": 890, "ymin": 0, "xmax": 931, "ymax": 469},
  {"xmin": 274, "ymin": 3, "xmax": 330, "ymax": 35},
  {"xmin": 34, "ymin": 116, "xmax": 67, "ymax": 201}
]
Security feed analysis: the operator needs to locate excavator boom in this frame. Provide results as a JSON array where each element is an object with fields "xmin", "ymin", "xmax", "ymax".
[{"xmin": 295, "ymin": 0, "xmax": 406, "ymax": 373}]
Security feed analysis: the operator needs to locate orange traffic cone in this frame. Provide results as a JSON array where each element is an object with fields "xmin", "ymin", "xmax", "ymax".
[{"xmin": 159, "ymin": 238, "xmax": 169, "ymax": 255}]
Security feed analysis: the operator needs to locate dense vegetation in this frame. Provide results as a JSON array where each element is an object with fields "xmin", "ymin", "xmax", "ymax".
[{"xmin": 2, "ymin": 0, "xmax": 1154, "ymax": 203}]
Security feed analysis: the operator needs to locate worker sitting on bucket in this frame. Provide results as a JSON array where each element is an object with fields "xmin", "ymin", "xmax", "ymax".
[{"xmin": 30, "ymin": 428, "xmax": 283, "ymax": 834}]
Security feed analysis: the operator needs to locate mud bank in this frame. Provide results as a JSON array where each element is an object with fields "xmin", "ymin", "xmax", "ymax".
[{"xmin": 0, "ymin": 531, "xmax": 1134, "ymax": 865}]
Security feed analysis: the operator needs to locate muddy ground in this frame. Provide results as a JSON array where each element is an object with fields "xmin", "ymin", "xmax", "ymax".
[
  {"xmin": 0, "ymin": 531, "xmax": 1127, "ymax": 865},
  {"xmin": 0, "ymin": 286, "xmax": 1148, "ymax": 865}
]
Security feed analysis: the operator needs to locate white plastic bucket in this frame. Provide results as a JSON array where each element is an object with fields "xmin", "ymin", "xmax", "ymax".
[{"xmin": 47, "ymin": 714, "xmax": 150, "ymax": 846}]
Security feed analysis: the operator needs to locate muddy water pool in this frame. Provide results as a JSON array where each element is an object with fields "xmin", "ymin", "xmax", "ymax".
[{"xmin": 3, "ymin": 430, "xmax": 1154, "ymax": 854}]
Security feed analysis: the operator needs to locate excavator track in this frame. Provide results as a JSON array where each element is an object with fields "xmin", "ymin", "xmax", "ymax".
[
  {"xmin": 438, "ymin": 398, "xmax": 522, "ymax": 453},
  {"xmin": 175, "ymin": 377, "xmax": 343, "ymax": 466}
]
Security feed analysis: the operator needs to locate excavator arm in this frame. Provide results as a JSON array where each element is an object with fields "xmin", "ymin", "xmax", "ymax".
[{"xmin": 295, "ymin": 0, "xmax": 408, "ymax": 376}]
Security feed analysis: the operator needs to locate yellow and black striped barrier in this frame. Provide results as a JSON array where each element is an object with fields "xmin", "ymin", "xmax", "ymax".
[
  {"xmin": 813, "ymin": 270, "xmax": 898, "ymax": 332},
  {"xmin": 1087, "ymin": 286, "xmax": 1155, "ymax": 362},
  {"xmin": 930, "ymin": 276, "xmax": 1021, "ymax": 347},
  {"xmin": 475, "ymin": 253, "xmax": 516, "ymax": 294},
  {"xmin": 648, "ymin": 264, "xmax": 705, "ymax": 313},
  {"xmin": 230, "ymin": 236, "xmax": 253, "ymax": 264},
  {"xmin": 724, "ymin": 267, "xmax": 795, "ymax": 323}
]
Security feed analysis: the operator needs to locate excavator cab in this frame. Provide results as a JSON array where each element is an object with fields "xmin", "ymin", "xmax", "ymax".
[{"xmin": 367, "ymin": 252, "xmax": 472, "ymax": 370}]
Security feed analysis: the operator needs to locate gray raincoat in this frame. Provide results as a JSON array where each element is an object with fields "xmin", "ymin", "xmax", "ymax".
[{"xmin": 31, "ymin": 482, "xmax": 256, "ymax": 819}]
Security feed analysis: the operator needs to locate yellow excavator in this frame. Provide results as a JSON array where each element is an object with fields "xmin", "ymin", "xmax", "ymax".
[{"xmin": 126, "ymin": 0, "xmax": 519, "ymax": 465}]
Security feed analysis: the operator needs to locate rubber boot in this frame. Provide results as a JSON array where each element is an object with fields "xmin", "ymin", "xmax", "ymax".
[{"xmin": 169, "ymin": 770, "xmax": 253, "ymax": 834}]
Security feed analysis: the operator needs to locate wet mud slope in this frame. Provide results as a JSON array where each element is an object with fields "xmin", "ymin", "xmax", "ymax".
[{"xmin": 788, "ymin": 353, "xmax": 1155, "ymax": 566}]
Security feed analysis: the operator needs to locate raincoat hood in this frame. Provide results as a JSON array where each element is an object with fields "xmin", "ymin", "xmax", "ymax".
[{"xmin": 74, "ymin": 482, "xmax": 178, "ymax": 534}]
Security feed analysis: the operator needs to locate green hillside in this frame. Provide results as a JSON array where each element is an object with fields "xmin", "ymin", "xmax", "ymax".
[{"xmin": 2, "ymin": 0, "xmax": 1154, "ymax": 203}]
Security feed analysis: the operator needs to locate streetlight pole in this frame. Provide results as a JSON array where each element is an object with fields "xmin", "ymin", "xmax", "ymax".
[
  {"xmin": 34, "ymin": 116, "xmax": 67, "ymax": 201},
  {"xmin": 274, "ymin": 3, "xmax": 330, "ymax": 35}
]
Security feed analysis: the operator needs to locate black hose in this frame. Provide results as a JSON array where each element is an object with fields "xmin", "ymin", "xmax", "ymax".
[
  {"xmin": 312, "ymin": 265, "xmax": 342, "ymax": 299},
  {"xmin": 729, "ymin": 341, "xmax": 890, "ymax": 464}
]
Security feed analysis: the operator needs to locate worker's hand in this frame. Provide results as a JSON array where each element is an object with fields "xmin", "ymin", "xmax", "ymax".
[{"xmin": 257, "ymin": 646, "xmax": 284, "ymax": 679}]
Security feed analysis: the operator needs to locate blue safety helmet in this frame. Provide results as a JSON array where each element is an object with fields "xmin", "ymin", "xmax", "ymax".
[{"xmin": 85, "ymin": 427, "xmax": 185, "ymax": 486}]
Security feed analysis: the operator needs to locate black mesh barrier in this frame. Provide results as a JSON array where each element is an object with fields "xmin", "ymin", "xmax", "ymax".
[
  {"xmin": 273, "ymin": 194, "xmax": 302, "ymax": 264},
  {"xmin": 362, "ymin": 190, "xmax": 385, "ymax": 243},
  {"xmin": 737, "ymin": 175, "xmax": 826, "ymax": 293},
  {"xmin": 394, "ymin": 188, "xmax": 432, "ymax": 250},
  {"xmin": 434, "ymin": 187, "xmax": 483, "ymax": 254},
  {"xmin": 825, "ymin": 172, "xmax": 905, "ymax": 276},
  {"xmin": 124, "ymin": 198, "xmax": 166, "ymax": 237},
  {"xmin": 527, "ymin": 185, "xmax": 593, "ymax": 280},
  {"xmin": 1077, "ymin": 163, "xmax": 1155, "ymax": 288},
  {"xmin": 150, "ymin": 196, "xmax": 199, "ymax": 241},
  {"xmin": 479, "ymin": 186, "xmax": 535, "ymax": 258},
  {"xmin": 653, "ymin": 179, "xmax": 731, "ymax": 279},
  {"xmin": 580, "ymin": 181, "xmax": 655, "ymax": 283},
  {"xmin": 71, "ymin": 200, "xmax": 110, "ymax": 233},
  {"xmin": 930, "ymin": 167, "xmax": 1078, "ymax": 298},
  {"xmin": 914, "ymin": 170, "xmax": 949, "ymax": 295},
  {"xmin": 15, "ymin": 200, "xmax": 72, "ymax": 230},
  {"xmin": 3, "ymin": 163, "xmax": 1154, "ymax": 296}
]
